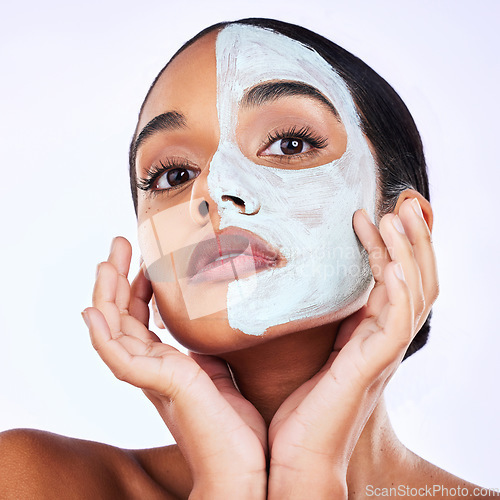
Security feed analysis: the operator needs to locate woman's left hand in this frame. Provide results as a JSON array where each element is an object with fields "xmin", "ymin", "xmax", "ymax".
[{"xmin": 267, "ymin": 197, "xmax": 439, "ymax": 499}]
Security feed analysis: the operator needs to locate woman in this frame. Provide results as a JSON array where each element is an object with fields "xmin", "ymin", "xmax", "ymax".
[{"xmin": 0, "ymin": 18, "xmax": 493, "ymax": 499}]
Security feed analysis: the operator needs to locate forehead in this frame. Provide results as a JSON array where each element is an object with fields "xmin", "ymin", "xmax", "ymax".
[
  {"xmin": 214, "ymin": 24, "xmax": 360, "ymax": 141},
  {"xmin": 137, "ymin": 30, "xmax": 219, "ymax": 134},
  {"xmin": 139, "ymin": 25, "xmax": 359, "ymax": 132}
]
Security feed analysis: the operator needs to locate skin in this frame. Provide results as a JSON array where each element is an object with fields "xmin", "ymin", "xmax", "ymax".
[{"xmin": 0, "ymin": 29, "xmax": 494, "ymax": 499}]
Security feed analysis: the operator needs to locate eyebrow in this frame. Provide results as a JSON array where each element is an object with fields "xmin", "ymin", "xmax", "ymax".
[
  {"xmin": 132, "ymin": 111, "xmax": 187, "ymax": 156},
  {"xmin": 241, "ymin": 81, "xmax": 339, "ymax": 119}
]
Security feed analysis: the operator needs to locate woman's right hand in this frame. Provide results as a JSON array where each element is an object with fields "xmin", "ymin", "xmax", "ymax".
[{"xmin": 82, "ymin": 237, "xmax": 267, "ymax": 499}]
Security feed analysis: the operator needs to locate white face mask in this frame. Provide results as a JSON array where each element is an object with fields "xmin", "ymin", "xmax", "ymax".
[
  {"xmin": 138, "ymin": 24, "xmax": 377, "ymax": 337},
  {"xmin": 204, "ymin": 24, "xmax": 377, "ymax": 336}
]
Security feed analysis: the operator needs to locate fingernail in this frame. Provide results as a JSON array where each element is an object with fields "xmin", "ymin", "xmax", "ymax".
[
  {"xmin": 394, "ymin": 263, "xmax": 406, "ymax": 282},
  {"xmin": 81, "ymin": 310, "xmax": 90, "ymax": 328},
  {"xmin": 411, "ymin": 198, "xmax": 424, "ymax": 218},
  {"xmin": 95, "ymin": 263, "xmax": 101, "ymax": 279},
  {"xmin": 392, "ymin": 215, "xmax": 406, "ymax": 234}
]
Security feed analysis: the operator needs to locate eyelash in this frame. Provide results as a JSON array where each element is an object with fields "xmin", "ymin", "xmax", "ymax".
[
  {"xmin": 137, "ymin": 159, "xmax": 198, "ymax": 196},
  {"xmin": 264, "ymin": 125, "xmax": 328, "ymax": 156},
  {"xmin": 137, "ymin": 126, "xmax": 328, "ymax": 195}
]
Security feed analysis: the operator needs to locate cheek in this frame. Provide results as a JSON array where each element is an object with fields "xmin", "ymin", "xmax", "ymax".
[
  {"xmin": 152, "ymin": 281, "xmax": 188, "ymax": 326},
  {"xmin": 152, "ymin": 281, "xmax": 270, "ymax": 354},
  {"xmin": 152, "ymin": 281, "xmax": 207, "ymax": 351}
]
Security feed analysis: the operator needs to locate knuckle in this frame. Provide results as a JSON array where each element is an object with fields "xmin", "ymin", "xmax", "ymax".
[
  {"xmin": 113, "ymin": 368, "xmax": 128, "ymax": 382},
  {"xmin": 95, "ymin": 261, "xmax": 105, "ymax": 276},
  {"xmin": 90, "ymin": 337, "xmax": 106, "ymax": 354},
  {"xmin": 417, "ymin": 224, "xmax": 433, "ymax": 244},
  {"xmin": 432, "ymin": 282, "xmax": 440, "ymax": 302},
  {"xmin": 415, "ymin": 295, "xmax": 426, "ymax": 316},
  {"xmin": 425, "ymin": 282, "xmax": 440, "ymax": 305},
  {"xmin": 99, "ymin": 261, "xmax": 113, "ymax": 273},
  {"xmin": 390, "ymin": 322, "xmax": 413, "ymax": 349},
  {"xmin": 396, "ymin": 333, "xmax": 412, "ymax": 351}
]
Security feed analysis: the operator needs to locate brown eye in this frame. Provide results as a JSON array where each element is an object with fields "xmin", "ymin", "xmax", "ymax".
[
  {"xmin": 280, "ymin": 138, "xmax": 304, "ymax": 155},
  {"xmin": 167, "ymin": 168, "xmax": 189, "ymax": 186},
  {"xmin": 262, "ymin": 135, "xmax": 313, "ymax": 156},
  {"xmin": 157, "ymin": 167, "xmax": 198, "ymax": 190}
]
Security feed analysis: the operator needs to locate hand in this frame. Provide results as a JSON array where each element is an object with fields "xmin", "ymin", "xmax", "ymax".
[
  {"xmin": 267, "ymin": 197, "xmax": 439, "ymax": 499},
  {"xmin": 82, "ymin": 237, "xmax": 267, "ymax": 499}
]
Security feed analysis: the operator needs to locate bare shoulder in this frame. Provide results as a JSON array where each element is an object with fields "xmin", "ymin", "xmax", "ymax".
[
  {"xmin": 0, "ymin": 428, "xmax": 191, "ymax": 499},
  {"xmin": 402, "ymin": 448, "xmax": 498, "ymax": 498}
]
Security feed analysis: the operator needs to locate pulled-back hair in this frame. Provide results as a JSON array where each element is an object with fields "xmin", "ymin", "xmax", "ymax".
[{"xmin": 129, "ymin": 18, "xmax": 431, "ymax": 360}]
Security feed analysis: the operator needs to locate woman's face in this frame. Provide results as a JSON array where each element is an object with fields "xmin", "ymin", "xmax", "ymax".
[{"xmin": 135, "ymin": 25, "xmax": 377, "ymax": 353}]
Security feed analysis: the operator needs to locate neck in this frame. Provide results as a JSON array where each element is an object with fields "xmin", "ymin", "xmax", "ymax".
[
  {"xmin": 221, "ymin": 324, "xmax": 407, "ymax": 489},
  {"xmin": 222, "ymin": 323, "xmax": 338, "ymax": 425},
  {"xmin": 346, "ymin": 396, "xmax": 406, "ymax": 489}
]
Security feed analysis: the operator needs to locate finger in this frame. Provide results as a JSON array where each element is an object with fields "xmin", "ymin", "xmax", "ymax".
[
  {"xmin": 113, "ymin": 328, "xmax": 162, "ymax": 354},
  {"xmin": 92, "ymin": 262, "xmax": 121, "ymax": 337},
  {"xmin": 108, "ymin": 237, "xmax": 132, "ymax": 277},
  {"xmin": 120, "ymin": 314, "xmax": 161, "ymax": 343},
  {"xmin": 84, "ymin": 306, "xmax": 168, "ymax": 391},
  {"xmin": 379, "ymin": 213, "xmax": 425, "ymax": 325},
  {"xmin": 129, "ymin": 263, "xmax": 153, "ymax": 327},
  {"xmin": 352, "ymin": 210, "xmax": 389, "ymax": 318},
  {"xmin": 84, "ymin": 306, "xmax": 134, "ymax": 378},
  {"xmin": 107, "ymin": 237, "xmax": 132, "ymax": 313},
  {"xmin": 92, "ymin": 260, "xmax": 159, "ymax": 344},
  {"xmin": 361, "ymin": 261, "xmax": 414, "ymax": 371},
  {"xmin": 353, "ymin": 210, "xmax": 391, "ymax": 284},
  {"xmin": 189, "ymin": 352, "xmax": 236, "ymax": 393},
  {"xmin": 398, "ymin": 198, "xmax": 439, "ymax": 326}
]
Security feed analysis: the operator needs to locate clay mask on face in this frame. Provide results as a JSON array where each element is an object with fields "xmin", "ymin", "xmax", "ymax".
[{"xmin": 206, "ymin": 24, "xmax": 378, "ymax": 335}]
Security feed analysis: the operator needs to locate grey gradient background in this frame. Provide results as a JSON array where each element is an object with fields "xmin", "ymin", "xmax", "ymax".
[{"xmin": 0, "ymin": 0, "xmax": 498, "ymax": 487}]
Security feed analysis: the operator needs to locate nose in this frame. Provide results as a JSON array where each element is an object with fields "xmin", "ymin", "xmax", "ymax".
[
  {"xmin": 189, "ymin": 168, "xmax": 213, "ymax": 227},
  {"xmin": 220, "ymin": 194, "xmax": 259, "ymax": 215},
  {"xmin": 207, "ymin": 145, "xmax": 262, "ymax": 218}
]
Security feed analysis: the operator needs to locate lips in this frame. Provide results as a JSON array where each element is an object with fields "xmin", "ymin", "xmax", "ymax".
[{"xmin": 187, "ymin": 227, "xmax": 282, "ymax": 283}]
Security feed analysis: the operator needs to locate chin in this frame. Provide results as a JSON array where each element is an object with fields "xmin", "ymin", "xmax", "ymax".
[
  {"xmin": 154, "ymin": 279, "xmax": 373, "ymax": 355},
  {"xmin": 161, "ymin": 308, "xmax": 269, "ymax": 355}
]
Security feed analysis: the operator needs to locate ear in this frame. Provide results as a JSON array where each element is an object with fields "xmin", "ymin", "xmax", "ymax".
[
  {"xmin": 392, "ymin": 189, "xmax": 433, "ymax": 232},
  {"xmin": 152, "ymin": 293, "xmax": 166, "ymax": 329}
]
